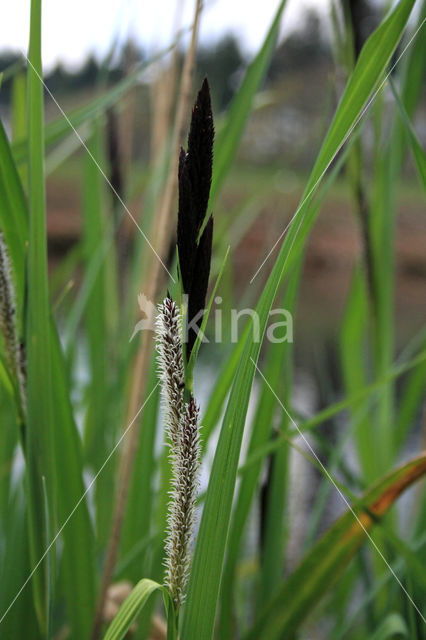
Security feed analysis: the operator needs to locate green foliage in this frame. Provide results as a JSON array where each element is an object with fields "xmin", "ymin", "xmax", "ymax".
[
  {"xmin": 103, "ymin": 579, "xmax": 165, "ymax": 640},
  {"xmin": 0, "ymin": 1, "xmax": 424, "ymax": 638}
]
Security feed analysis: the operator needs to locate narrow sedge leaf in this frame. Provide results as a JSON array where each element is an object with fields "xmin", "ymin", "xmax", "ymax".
[
  {"xmin": 25, "ymin": 0, "xmax": 56, "ymax": 630},
  {"xmin": 370, "ymin": 613, "xmax": 408, "ymax": 640},
  {"xmin": 120, "ymin": 358, "xmax": 161, "ymax": 582},
  {"xmin": 218, "ymin": 266, "xmax": 300, "ymax": 638},
  {"xmin": 0, "ymin": 11, "xmax": 96, "ymax": 634},
  {"xmin": 303, "ymin": 0, "xmax": 416, "ymax": 200},
  {"xmin": 389, "ymin": 77, "xmax": 426, "ymax": 190},
  {"xmin": 0, "ymin": 491, "xmax": 39, "ymax": 638},
  {"xmin": 0, "ymin": 120, "xmax": 28, "ymax": 315},
  {"xmin": 245, "ymin": 455, "xmax": 426, "ymax": 640},
  {"xmin": 81, "ymin": 122, "xmax": 114, "ymax": 552},
  {"xmin": 181, "ymin": 3, "xmax": 416, "ymax": 637},
  {"xmin": 237, "ymin": 351, "xmax": 426, "ymax": 473},
  {"xmin": 200, "ymin": 130, "xmax": 352, "ymax": 455},
  {"xmin": 103, "ymin": 579, "xmax": 163, "ymax": 640}
]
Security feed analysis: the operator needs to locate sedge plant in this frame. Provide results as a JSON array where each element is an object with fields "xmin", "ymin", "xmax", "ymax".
[{"xmin": 0, "ymin": 1, "xmax": 425, "ymax": 639}]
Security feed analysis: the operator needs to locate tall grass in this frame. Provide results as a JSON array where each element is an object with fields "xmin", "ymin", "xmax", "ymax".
[{"xmin": 0, "ymin": 0, "xmax": 425, "ymax": 639}]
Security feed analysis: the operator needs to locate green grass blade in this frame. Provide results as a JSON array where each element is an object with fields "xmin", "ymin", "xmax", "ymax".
[
  {"xmin": 120, "ymin": 356, "xmax": 161, "ymax": 583},
  {"xmin": 80, "ymin": 120, "xmax": 116, "ymax": 553},
  {"xmin": 370, "ymin": 613, "xmax": 408, "ymax": 640},
  {"xmin": 1, "ymin": 7, "xmax": 98, "ymax": 635},
  {"xmin": 82, "ymin": 122, "xmax": 108, "ymax": 456},
  {"xmin": 103, "ymin": 579, "xmax": 163, "ymax": 640},
  {"xmin": 245, "ymin": 455, "xmax": 426, "ymax": 639},
  {"xmin": 0, "ymin": 382, "xmax": 17, "ymax": 521},
  {"xmin": 238, "ymin": 349, "xmax": 426, "ymax": 473},
  {"xmin": 0, "ymin": 490, "xmax": 39, "ymax": 638},
  {"xmin": 12, "ymin": 71, "xmax": 28, "ymax": 188},
  {"xmin": 389, "ymin": 0, "xmax": 426, "ymax": 170},
  {"xmin": 12, "ymin": 72, "xmax": 27, "ymax": 144},
  {"xmin": 200, "ymin": 321, "xmax": 249, "ymax": 451},
  {"xmin": 25, "ymin": 0, "xmax": 56, "ymax": 630},
  {"xmin": 257, "ymin": 266, "xmax": 301, "ymax": 607},
  {"xmin": 0, "ymin": 82, "xmax": 96, "ymax": 640},
  {"xmin": 394, "ymin": 343, "xmax": 426, "ymax": 449},
  {"xmin": 0, "ymin": 120, "xmax": 28, "ymax": 316},
  {"xmin": 332, "ymin": 536, "xmax": 426, "ymax": 640},
  {"xmin": 339, "ymin": 268, "xmax": 375, "ymax": 480},
  {"xmin": 218, "ymin": 265, "xmax": 300, "ymax": 638},
  {"xmin": 389, "ymin": 77, "xmax": 426, "ymax": 190},
  {"xmin": 368, "ymin": 1, "xmax": 425, "ymax": 476},
  {"xmin": 49, "ymin": 323, "xmax": 97, "ymax": 637},
  {"xmin": 181, "ymin": 4, "xmax": 416, "ymax": 636},
  {"xmin": 302, "ymin": 0, "xmax": 416, "ymax": 200}
]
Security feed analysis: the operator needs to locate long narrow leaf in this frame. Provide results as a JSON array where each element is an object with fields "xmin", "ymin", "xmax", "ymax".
[
  {"xmin": 103, "ymin": 579, "xmax": 163, "ymax": 640},
  {"xmin": 181, "ymin": 3, "xmax": 416, "ymax": 637},
  {"xmin": 246, "ymin": 454, "xmax": 426, "ymax": 639},
  {"xmin": 25, "ymin": 0, "xmax": 56, "ymax": 630}
]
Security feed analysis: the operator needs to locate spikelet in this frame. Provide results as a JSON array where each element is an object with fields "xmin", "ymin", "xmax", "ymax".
[
  {"xmin": 156, "ymin": 295, "xmax": 201, "ymax": 608},
  {"xmin": 0, "ymin": 232, "xmax": 26, "ymax": 414},
  {"xmin": 156, "ymin": 295, "xmax": 185, "ymax": 449},
  {"xmin": 164, "ymin": 395, "xmax": 200, "ymax": 607}
]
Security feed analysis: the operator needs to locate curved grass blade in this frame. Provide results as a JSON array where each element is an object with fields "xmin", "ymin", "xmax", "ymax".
[
  {"xmin": 0, "ymin": 121, "xmax": 28, "ymax": 315},
  {"xmin": 389, "ymin": 77, "xmax": 426, "ymax": 190},
  {"xmin": 238, "ymin": 350, "xmax": 426, "ymax": 475},
  {"xmin": 370, "ymin": 613, "xmax": 408, "ymax": 640},
  {"xmin": 245, "ymin": 454, "xmax": 426, "ymax": 640},
  {"xmin": 181, "ymin": 3, "xmax": 417, "ymax": 637},
  {"xmin": 332, "ymin": 535, "xmax": 426, "ymax": 640},
  {"xmin": 103, "ymin": 579, "xmax": 164, "ymax": 640},
  {"xmin": 218, "ymin": 265, "xmax": 300, "ymax": 638}
]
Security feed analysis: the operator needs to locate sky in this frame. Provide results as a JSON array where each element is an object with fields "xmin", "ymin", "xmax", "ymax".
[{"xmin": 0, "ymin": 0, "xmax": 330, "ymax": 71}]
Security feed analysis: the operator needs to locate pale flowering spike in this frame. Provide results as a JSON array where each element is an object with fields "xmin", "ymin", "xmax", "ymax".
[
  {"xmin": 156, "ymin": 295, "xmax": 185, "ymax": 449},
  {"xmin": 0, "ymin": 232, "xmax": 26, "ymax": 414},
  {"xmin": 155, "ymin": 295, "xmax": 201, "ymax": 608},
  {"xmin": 164, "ymin": 395, "xmax": 200, "ymax": 608}
]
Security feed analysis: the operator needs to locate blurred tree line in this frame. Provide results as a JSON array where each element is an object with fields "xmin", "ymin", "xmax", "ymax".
[
  {"xmin": 0, "ymin": 7, "xmax": 333, "ymax": 109},
  {"xmin": 0, "ymin": 3, "xmax": 383, "ymax": 111}
]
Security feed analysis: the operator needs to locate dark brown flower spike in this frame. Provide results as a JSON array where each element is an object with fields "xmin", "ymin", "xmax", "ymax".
[{"xmin": 177, "ymin": 78, "xmax": 214, "ymax": 358}]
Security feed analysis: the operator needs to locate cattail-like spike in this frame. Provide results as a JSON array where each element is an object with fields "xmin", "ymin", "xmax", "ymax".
[
  {"xmin": 156, "ymin": 296, "xmax": 201, "ymax": 608},
  {"xmin": 0, "ymin": 232, "xmax": 26, "ymax": 415},
  {"xmin": 177, "ymin": 78, "xmax": 214, "ymax": 360}
]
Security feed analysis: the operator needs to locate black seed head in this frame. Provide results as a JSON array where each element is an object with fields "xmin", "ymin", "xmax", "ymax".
[{"xmin": 176, "ymin": 78, "xmax": 215, "ymax": 360}]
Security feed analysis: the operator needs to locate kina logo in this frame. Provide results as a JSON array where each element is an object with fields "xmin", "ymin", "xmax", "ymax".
[{"xmin": 129, "ymin": 293, "xmax": 157, "ymax": 341}]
